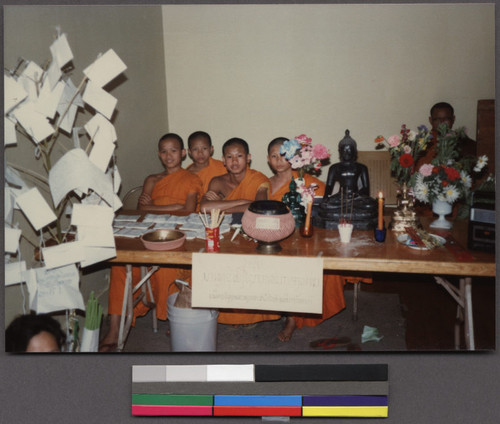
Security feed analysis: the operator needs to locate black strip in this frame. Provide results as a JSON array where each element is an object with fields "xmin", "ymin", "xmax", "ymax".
[
  {"xmin": 254, "ymin": 364, "xmax": 388, "ymax": 382},
  {"xmin": 132, "ymin": 381, "xmax": 389, "ymax": 396}
]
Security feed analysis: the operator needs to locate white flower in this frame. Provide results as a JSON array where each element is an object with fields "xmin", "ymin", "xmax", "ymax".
[
  {"xmin": 433, "ymin": 187, "xmax": 447, "ymax": 202},
  {"xmin": 460, "ymin": 171, "xmax": 472, "ymax": 189},
  {"xmin": 413, "ymin": 181, "xmax": 430, "ymax": 203},
  {"xmin": 407, "ymin": 130, "xmax": 417, "ymax": 141},
  {"xmin": 474, "ymin": 155, "xmax": 488, "ymax": 172},
  {"xmin": 444, "ymin": 185, "xmax": 460, "ymax": 203}
]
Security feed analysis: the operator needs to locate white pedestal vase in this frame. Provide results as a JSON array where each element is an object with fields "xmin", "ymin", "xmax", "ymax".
[{"xmin": 430, "ymin": 199, "xmax": 453, "ymax": 229}]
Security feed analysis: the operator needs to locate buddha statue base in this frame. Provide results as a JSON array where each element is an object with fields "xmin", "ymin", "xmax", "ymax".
[{"xmin": 314, "ymin": 204, "xmax": 378, "ymax": 230}]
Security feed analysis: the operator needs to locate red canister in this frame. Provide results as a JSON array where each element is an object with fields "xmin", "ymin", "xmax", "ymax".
[{"xmin": 205, "ymin": 227, "xmax": 220, "ymax": 252}]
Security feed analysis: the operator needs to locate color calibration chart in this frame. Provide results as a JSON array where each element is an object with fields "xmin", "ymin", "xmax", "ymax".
[{"xmin": 132, "ymin": 364, "xmax": 388, "ymax": 418}]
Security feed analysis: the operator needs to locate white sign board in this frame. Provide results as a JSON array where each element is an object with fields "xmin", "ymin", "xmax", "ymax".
[{"xmin": 192, "ymin": 253, "xmax": 323, "ymax": 314}]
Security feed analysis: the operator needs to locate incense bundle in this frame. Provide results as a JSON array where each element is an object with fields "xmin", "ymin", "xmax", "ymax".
[{"xmin": 199, "ymin": 208, "xmax": 225, "ymax": 229}]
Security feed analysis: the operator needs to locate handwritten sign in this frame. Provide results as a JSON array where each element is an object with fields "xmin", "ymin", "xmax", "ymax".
[{"xmin": 192, "ymin": 253, "xmax": 323, "ymax": 314}]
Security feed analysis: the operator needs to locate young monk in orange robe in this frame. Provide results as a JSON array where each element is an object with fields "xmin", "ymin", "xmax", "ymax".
[
  {"xmin": 268, "ymin": 137, "xmax": 371, "ymax": 342},
  {"xmin": 100, "ymin": 133, "xmax": 203, "ymax": 351},
  {"xmin": 200, "ymin": 137, "xmax": 281, "ymax": 325},
  {"xmin": 186, "ymin": 131, "xmax": 227, "ymax": 193}
]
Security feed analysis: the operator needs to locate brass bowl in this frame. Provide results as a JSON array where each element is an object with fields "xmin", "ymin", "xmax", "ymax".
[{"xmin": 140, "ymin": 229, "xmax": 186, "ymax": 251}]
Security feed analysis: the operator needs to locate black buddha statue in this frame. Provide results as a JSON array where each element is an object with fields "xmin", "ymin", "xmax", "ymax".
[{"xmin": 314, "ymin": 130, "xmax": 378, "ymax": 230}]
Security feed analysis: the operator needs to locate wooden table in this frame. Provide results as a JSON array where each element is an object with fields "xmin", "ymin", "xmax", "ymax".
[{"xmin": 111, "ymin": 215, "xmax": 495, "ymax": 351}]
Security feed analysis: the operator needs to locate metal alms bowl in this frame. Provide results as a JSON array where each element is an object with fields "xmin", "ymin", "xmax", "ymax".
[{"xmin": 140, "ymin": 229, "xmax": 186, "ymax": 251}]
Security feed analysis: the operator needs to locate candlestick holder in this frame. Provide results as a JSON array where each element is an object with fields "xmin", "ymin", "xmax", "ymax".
[{"xmin": 374, "ymin": 223, "xmax": 387, "ymax": 242}]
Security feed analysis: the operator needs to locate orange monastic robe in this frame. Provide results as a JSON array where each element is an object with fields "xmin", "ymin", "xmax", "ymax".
[
  {"xmin": 188, "ymin": 157, "xmax": 227, "ymax": 193},
  {"xmin": 269, "ymin": 171, "xmax": 370, "ymax": 329},
  {"xmin": 216, "ymin": 168, "xmax": 282, "ymax": 325},
  {"xmin": 108, "ymin": 169, "xmax": 203, "ymax": 323},
  {"xmin": 225, "ymin": 168, "xmax": 270, "ymax": 201}
]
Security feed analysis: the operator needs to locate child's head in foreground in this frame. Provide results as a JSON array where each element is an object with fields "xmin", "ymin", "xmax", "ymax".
[{"xmin": 6, "ymin": 313, "xmax": 66, "ymax": 352}]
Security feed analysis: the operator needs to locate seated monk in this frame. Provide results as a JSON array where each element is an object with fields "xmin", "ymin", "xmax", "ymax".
[
  {"xmin": 267, "ymin": 137, "xmax": 371, "ymax": 341},
  {"xmin": 99, "ymin": 133, "xmax": 203, "ymax": 352},
  {"xmin": 201, "ymin": 137, "xmax": 281, "ymax": 325},
  {"xmin": 186, "ymin": 130, "xmax": 227, "ymax": 194},
  {"xmin": 318, "ymin": 130, "xmax": 377, "ymax": 229}
]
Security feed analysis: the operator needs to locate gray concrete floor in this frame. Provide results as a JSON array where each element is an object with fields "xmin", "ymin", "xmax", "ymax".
[{"xmin": 116, "ymin": 289, "xmax": 406, "ymax": 352}]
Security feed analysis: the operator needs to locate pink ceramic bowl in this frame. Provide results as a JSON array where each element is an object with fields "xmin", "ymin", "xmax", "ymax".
[
  {"xmin": 140, "ymin": 229, "xmax": 186, "ymax": 251},
  {"xmin": 242, "ymin": 200, "xmax": 295, "ymax": 248}
]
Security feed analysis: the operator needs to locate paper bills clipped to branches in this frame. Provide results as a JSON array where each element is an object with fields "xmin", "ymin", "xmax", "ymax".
[{"xmin": 4, "ymin": 27, "xmax": 126, "ymax": 314}]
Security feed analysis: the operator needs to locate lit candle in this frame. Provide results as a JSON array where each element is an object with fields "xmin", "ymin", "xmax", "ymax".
[
  {"xmin": 301, "ymin": 201, "xmax": 314, "ymax": 238},
  {"xmin": 378, "ymin": 192, "xmax": 384, "ymax": 230}
]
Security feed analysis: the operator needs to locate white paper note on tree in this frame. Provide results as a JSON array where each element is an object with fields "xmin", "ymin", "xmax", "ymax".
[
  {"xmin": 33, "ymin": 265, "xmax": 85, "ymax": 313},
  {"xmin": 15, "ymin": 187, "xmax": 57, "ymax": 231},
  {"xmin": 83, "ymin": 49, "xmax": 127, "ymax": 87}
]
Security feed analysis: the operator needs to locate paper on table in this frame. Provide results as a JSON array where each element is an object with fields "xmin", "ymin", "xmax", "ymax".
[
  {"xmin": 115, "ymin": 214, "xmax": 141, "ymax": 222},
  {"xmin": 48, "ymin": 148, "xmax": 114, "ymax": 207},
  {"xmin": 83, "ymin": 49, "xmax": 127, "ymax": 87},
  {"xmin": 80, "ymin": 246, "xmax": 116, "ymax": 268},
  {"xmin": 71, "ymin": 204, "xmax": 114, "ymax": 227},
  {"xmin": 89, "ymin": 139, "xmax": 115, "ymax": 172},
  {"xmin": 5, "ymin": 261, "xmax": 27, "ymax": 286},
  {"xmin": 142, "ymin": 214, "xmax": 171, "ymax": 223},
  {"xmin": 12, "ymin": 101, "xmax": 54, "ymax": 143},
  {"xmin": 33, "ymin": 265, "xmax": 85, "ymax": 313},
  {"xmin": 4, "ymin": 74, "xmax": 27, "ymax": 113},
  {"xmin": 192, "ymin": 253, "xmax": 323, "ymax": 314},
  {"xmin": 49, "ymin": 33, "xmax": 73, "ymax": 69},
  {"xmin": 77, "ymin": 225, "xmax": 115, "ymax": 247},
  {"xmin": 4, "ymin": 227, "xmax": 22, "ymax": 253},
  {"xmin": 4, "ymin": 116, "xmax": 17, "ymax": 146},
  {"xmin": 153, "ymin": 222, "xmax": 178, "ymax": 230},
  {"xmin": 16, "ymin": 187, "xmax": 57, "ymax": 231},
  {"xmin": 42, "ymin": 240, "xmax": 85, "ymax": 269},
  {"xmin": 119, "ymin": 221, "xmax": 152, "ymax": 230},
  {"xmin": 84, "ymin": 113, "xmax": 117, "ymax": 145},
  {"xmin": 113, "ymin": 228, "xmax": 149, "ymax": 238},
  {"xmin": 82, "ymin": 80, "xmax": 117, "ymax": 120}
]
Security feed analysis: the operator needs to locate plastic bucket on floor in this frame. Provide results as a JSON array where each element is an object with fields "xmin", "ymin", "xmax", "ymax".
[{"xmin": 167, "ymin": 292, "xmax": 219, "ymax": 352}]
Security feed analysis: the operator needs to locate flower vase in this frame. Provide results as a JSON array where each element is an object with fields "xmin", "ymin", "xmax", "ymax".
[{"xmin": 430, "ymin": 199, "xmax": 453, "ymax": 229}]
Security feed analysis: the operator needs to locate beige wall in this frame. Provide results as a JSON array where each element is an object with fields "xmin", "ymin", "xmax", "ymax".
[
  {"xmin": 161, "ymin": 4, "xmax": 495, "ymax": 179},
  {"xmin": 4, "ymin": 5, "xmax": 168, "ymax": 324}
]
